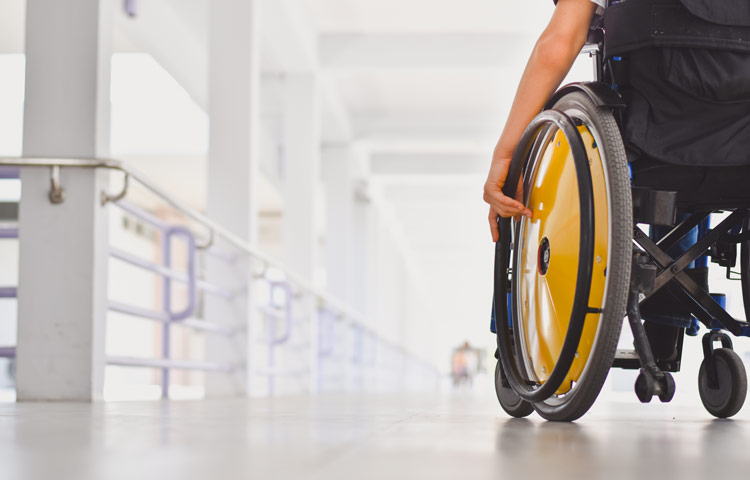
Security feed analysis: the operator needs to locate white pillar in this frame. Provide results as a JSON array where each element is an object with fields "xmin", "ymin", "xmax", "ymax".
[
  {"xmin": 282, "ymin": 74, "xmax": 321, "ymax": 281},
  {"xmin": 16, "ymin": 0, "xmax": 113, "ymax": 401},
  {"xmin": 322, "ymin": 144, "xmax": 354, "ymax": 303},
  {"xmin": 350, "ymin": 154, "xmax": 372, "ymax": 316},
  {"xmin": 350, "ymin": 201, "xmax": 373, "ymax": 314},
  {"xmin": 323, "ymin": 145, "xmax": 372, "ymax": 311},
  {"xmin": 205, "ymin": 0, "xmax": 262, "ymax": 396},
  {"xmin": 322, "ymin": 144, "xmax": 353, "ymax": 392},
  {"xmin": 324, "ymin": 146, "xmax": 376, "ymax": 391},
  {"xmin": 282, "ymin": 73, "xmax": 321, "ymax": 393},
  {"xmin": 363, "ymin": 207, "xmax": 382, "ymax": 322}
]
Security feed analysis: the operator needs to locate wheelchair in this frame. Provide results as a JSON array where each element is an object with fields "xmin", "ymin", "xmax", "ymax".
[{"xmin": 492, "ymin": 0, "xmax": 750, "ymax": 421}]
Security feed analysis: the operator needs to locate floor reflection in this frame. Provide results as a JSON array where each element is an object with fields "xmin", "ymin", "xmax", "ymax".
[
  {"xmin": 2, "ymin": 395, "xmax": 750, "ymax": 480},
  {"xmin": 493, "ymin": 403, "xmax": 750, "ymax": 479}
]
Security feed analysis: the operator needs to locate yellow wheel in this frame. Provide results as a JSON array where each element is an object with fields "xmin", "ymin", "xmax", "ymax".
[{"xmin": 494, "ymin": 91, "xmax": 632, "ymax": 421}]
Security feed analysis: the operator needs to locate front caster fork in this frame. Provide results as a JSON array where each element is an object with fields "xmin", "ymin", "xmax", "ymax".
[
  {"xmin": 629, "ymin": 251, "xmax": 677, "ymax": 403},
  {"xmin": 701, "ymin": 330, "xmax": 734, "ymax": 389}
]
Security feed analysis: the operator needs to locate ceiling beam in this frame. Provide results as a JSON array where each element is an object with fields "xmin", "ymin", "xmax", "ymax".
[
  {"xmin": 112, "ymin": 0, "xmax": 319, "ymax": 110},
  {"xmin": 114, "ymin": 1, "xmax": 207, "ymax": 108},
  {"xmin": 320, "ymin": 74, "xmax": 353, "ymax": 142},
  {"xmin": 370, "ymin": 152, "xmax": 487, "ymax": 176},
  {"xmin": 262, "ymin": 0, "xmax": 317, "ymax": 72},
  {"xmin": 320, "ymin": 33, "xmax": 537, "ymax": 69},
  {"xmin": 351, "ymin": 111, "xmax": 503, "ymax": 153},
  {"xmin": 112, "ymin": 0, "xmax": 351, "ymax": 144}
]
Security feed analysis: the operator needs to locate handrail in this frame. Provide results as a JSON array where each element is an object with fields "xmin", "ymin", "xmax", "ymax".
[
  {"xmin": 0, "ymin": 346, "xmax": 15, "ymax": 358},
  {"xmin": 0, "ymin": 156, "xmax": 435, "ymax": 371}
]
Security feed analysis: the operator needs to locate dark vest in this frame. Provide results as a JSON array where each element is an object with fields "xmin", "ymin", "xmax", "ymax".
[
  {"xmin": 603, "ymin": 0, "xmax": 750, "ymax": 166},
  {"xmin": 605, "ymin": 0, "xmax": 750, "ymax": 56}
]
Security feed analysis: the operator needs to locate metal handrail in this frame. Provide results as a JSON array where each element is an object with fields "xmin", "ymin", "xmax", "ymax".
[
  {"xmin": 0, "ymin": 158, "xmax": 353, "ymax": 314},
  {"xmin": 0, "ymin": 156, "xmax": 436, "ymax": 371}
]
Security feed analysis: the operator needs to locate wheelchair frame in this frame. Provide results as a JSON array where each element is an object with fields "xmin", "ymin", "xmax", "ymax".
[{"xmin": 493, "ymin": 34, "xmax": 750, "ymax": 420}]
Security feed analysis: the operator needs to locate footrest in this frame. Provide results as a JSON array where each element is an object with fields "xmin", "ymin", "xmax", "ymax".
[{"xmin": 613, "ymin": 349, "xmax": 641, "ymax": 369}]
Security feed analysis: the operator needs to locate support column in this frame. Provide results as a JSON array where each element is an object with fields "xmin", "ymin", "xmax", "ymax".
[
  {"xmin": 205, "ymin": 0, "xmax": 261, "ymax": 396},
  {"xmin": 324, "ymin": 145, "xmax": 374, "ymax": 391},
  {"xmin": 350, "ymin": 200, "xmax": 373, "ymax": 315},
  {"xmin": 322, "ymin": 144, "xmax": 355, "ymax": 303},
  {"xmin": 16, "ymin": 0, "xmax": 113, "ymax": 401},
  {"xmin": 363, "ymin": 205, "xmax": 381, "ymax": 322},
  {"xmin": 321, "ymin": 144, "xmax": 353, "ymax": 392},
  {"xmin": 282, "ymin": 73, "xmax": 321, "ymax": 393},
  {"xmin": 282, "ymin": 74, "xmax": 321, "ymax": 282},
  {"xmin": 323, "ymin": 145, "xmax": 371, "ymax": 312},
  {"xmin": 349, "ymin": 151, "xmax": 371, "ymax": 316}
]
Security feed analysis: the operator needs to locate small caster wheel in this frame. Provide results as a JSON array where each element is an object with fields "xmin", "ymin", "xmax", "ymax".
[
  {"xmin": 698, "ymin": 348, "xmax": 748, "ymax": 418},
  {"xmin": 635, "ymin": 370, "xmax": 656, "ymax": 403},
  {"xmin": 658, "ymin": 372, "xmax": 676, "ymax": 403},
  {"xmin": 495, "ymin": 361, "xmax": 534, "ymax": 418}
]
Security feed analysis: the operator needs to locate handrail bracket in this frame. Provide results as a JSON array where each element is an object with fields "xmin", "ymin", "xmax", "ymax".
[
  {"xmin": 48, "ymin": 166, "xmax": 65, "ymax": 204},
  {"xmin": 101, "ymin": 173, "xmax": 130, "ymax": 206}
]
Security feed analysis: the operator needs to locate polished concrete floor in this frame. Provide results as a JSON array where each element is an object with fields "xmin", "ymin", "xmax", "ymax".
[{"xmin": 2, "ymin": 391, "xmax": 750, "ymax": 480}]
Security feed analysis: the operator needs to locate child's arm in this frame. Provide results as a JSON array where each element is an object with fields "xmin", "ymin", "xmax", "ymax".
[{"xmin": 484, "ymin": 0, "xmax": 597, "ymax": 241}]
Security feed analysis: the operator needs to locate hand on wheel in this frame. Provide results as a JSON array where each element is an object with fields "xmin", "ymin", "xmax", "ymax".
[{"xmin": 484, "ymin": 158, "xmax": 532, "ymax": 242}]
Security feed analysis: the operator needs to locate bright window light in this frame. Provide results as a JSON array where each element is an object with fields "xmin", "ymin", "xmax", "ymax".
[{"xmin": 0, "ymin": 179, "xmax": 21, "ymax": 202}]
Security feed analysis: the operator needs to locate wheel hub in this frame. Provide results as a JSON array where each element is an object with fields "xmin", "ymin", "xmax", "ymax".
[{"xmin": 538, "ymin": 237, "xmax": 551, "ymax": 276}]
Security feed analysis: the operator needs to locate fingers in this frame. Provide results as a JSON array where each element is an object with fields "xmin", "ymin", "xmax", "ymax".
[
  {"xmin": 484, "ymin": 177, "xmax": 532, "ymax": 241},
  {"xmin": 513, "ymin": 183, "xmax": 532, "ymax": 218},
  {"xmin": 488, "ymin": 209, "xmax": 499, "ymax": 243},
  {"xmin": 488, "ymin": 205, "xmax": 534, "ymax": 242},
  {"xmin": 485, "ymin": 191, "xmax": 532, "ymax": 219},
  {"xmin": 484, "ymin": 161, "xmax": 531, "ymax": 220},
  {"xmin": 498, "ymin": 194, "xmax": 527, "ymax": 212}
]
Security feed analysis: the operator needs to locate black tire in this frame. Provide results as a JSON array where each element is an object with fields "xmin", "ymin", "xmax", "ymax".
[
  {"xmin": 495, "ymin": 361, "xmax": 534, "ymax": 418},
  {"xmin": 658, "ymin": 372, "xmax": 676, "ymax": 403},
  {"xmin": 698, "ymin": 348, "xmax": 748, "ymax": 419},
  {"xmin": 527, "ymin": 92, "xmax": 632, "ymax": 421},
  {"xmin": 635, "ymin": 370, "xmax": 656, "ymax": 403}
]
